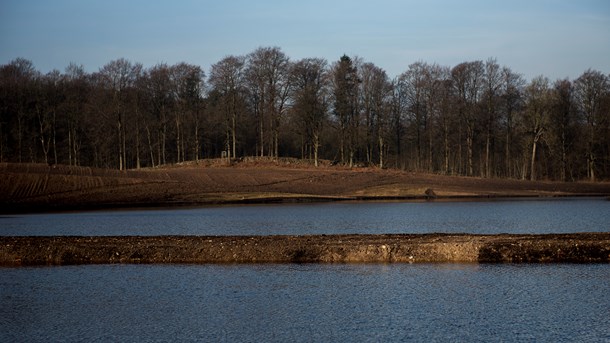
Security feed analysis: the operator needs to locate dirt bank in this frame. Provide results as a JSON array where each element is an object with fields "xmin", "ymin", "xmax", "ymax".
[
  {"xmin": 1, "ymin": 233, "xmax": 609, "ymax": 266},
  {"xmin": 1, "ymin": 161, "xmax": 609, "ymax": 213}
]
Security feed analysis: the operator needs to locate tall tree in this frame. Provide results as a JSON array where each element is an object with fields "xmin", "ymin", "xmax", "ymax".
[
  {"xmin": 209, "ymin": 55, "xmax": 245, "ymax": 159},
  {"xmin": 482, "ymin": 58, "xmax": 502, "ymax": 177},
  {"xmin": 171, "ymin": 62, "xmax": 205, "ymax": 163},
  {"xmin": 549, "ymin": 79, "xmax": 576, "ymax": 181},
  {"xmin": 574, "ymin": 69, "xmax": 609, "ymax": 181},
  {"xmin": 332, "ymin": 55, "xmax": 360, "ymax": 166},
  {"xmin": 290, "ymin": 57, "xmax": 329, "ymax": 167},
  {"xmin": 63, "ymin": 63, "xmax": 89, "ymax": 166},
  {"xmin": 0, "ymin": 58, "xmax": 38, "ymax": 162},
  {"xmin": 144, "ymin": 63, "xmax": 172, "ymax": 166},
  {"xmin": 500, "ymin": 67, "xmax": 525, "ymax": 178},
  {"xmin": 359, "ymin": 62, "xmax": 391, "ymax": 168},
  {"xmin": 389, "ymin": 76, "xmax": 407, "ymax": 165},
  {"xmin": 422, "ymin": 63, "xmax": 448, "ymax": 172},
  {"xmin": 522, "ymin": 76, "xmax": 551, "ymax": 181},
  {"xmin": 246, "ymin": 47, "xmax": 290, "ymax": 158},
  {"xmin": 97, "ymin": 58, "xmax": 142, "ymax": 170},
  {"xmin": 400, "ymin": 62, "xmax": 427, "ymax": 170},
  {"xmin": 452, "ymin": 61, "xmax": 484, "ymax": 176},
  {"xmin": 35, "ymin": 70, "xmax": 64, "ymax": 164}
]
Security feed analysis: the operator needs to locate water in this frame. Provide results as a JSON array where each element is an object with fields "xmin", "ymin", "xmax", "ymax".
[
  {"xmin": 1, "ymin": 199, "xmax": 609, "ymax": 342},
  {"xmin": 1, "ymin": 198, "xmax": 609, "ymax": 236},
  {"xmin": 1, "ymin": 264, "xmax": 609, "ymax": 342}
]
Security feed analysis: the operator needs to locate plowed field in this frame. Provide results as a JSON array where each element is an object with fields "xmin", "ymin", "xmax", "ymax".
[{"xmin": 1, "ymin": 159, "xmax": 609, "ymax": 213}]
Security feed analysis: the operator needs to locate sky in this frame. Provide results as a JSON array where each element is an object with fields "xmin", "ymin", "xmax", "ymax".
[{"xmin": 1, "ymin": 0, "xmax": 609, "ymax": 81}]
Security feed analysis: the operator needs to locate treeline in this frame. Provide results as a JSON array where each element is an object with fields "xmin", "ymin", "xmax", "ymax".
[{"xmin": 1, "ymin": 47, "xmax": 609, "ymax": 181}]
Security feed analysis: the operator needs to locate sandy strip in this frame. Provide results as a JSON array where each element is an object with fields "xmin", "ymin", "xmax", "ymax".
[{"xmin": 1, "ymin": 233, "xmax": 609, "ymax": 266}]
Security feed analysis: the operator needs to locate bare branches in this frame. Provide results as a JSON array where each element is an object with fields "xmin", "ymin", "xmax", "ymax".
[{"xmin": 0, "ymin": 53, "xmax": 608, "ymax": 180}]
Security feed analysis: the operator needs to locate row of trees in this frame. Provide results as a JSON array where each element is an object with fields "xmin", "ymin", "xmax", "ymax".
[{"xmin": 1, "ymin": 47, "xmax": 609, "ymax": 181}]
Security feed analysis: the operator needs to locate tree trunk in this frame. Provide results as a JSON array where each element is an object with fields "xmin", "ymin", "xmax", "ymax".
[
  {"xmin": 176, "ymin": 116, "xmax": 181, "ymax": 163},
  {"xmin": 0, "ymin": 122, "xmax": 3, "ymax": 162},
  {"xmin": 530, "ymin": 138, "xmax": 537, "ymax": 181},
  {"xmin": 52, "ymin": 109, "xmax": 57, "ymax": 165},
  {"xmin": 194, "ymin": 117, "xmax": 200, "ymax": 162},
  {"xmin": 68, "ymin": 124, "xmax": 72, "ymax": 166},
  {"xmin": 17, "ymin": 111, "xmax": 23, "ymax": 163},
  {"xmin": 136, "ymin": 115, "xmax": 141, "ymax": 169},
  {"xmin": 485, "ymin": 132, "xmax": 490, "ymax": 178},
  {"xmin": 443, "ymin": 122, "xmax": 449, "ymax": 174},
  {"xmin": 232, "ymin": 113, "xmax": 236, "ymax": 159},
  {"xmin": 505, "ymin": 130, "xmax": 511, "ymax": 178},
  {"xmin": 588, "ymin": 152, "xmax": 596, "ymax": 182},
  {"xmin": 530, "ymin": 129, "xmax": 543, "ymax": 182},
  {"xmin": 313, "ymin": 131, "xmax": 319, "ymax": 167},
  {"xmin": 379, "ymin": 136, "xmax": 384, "ymax": 169},
  {"xmin": 467, "ymin": 124, "xmax": 474, "ymax": 176}
]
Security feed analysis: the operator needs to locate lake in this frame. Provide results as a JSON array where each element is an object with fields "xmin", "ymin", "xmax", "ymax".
[
  {"xmin": 1, "ymin": 264, "xmax": 609, "ymax": 342},
  {"xmin": 1, "ymin": 198, "xmax": 609, "ymax": 342},
  {"xmin": 1, "ymin": 197, "xmax": 609, "ymax": 236}
]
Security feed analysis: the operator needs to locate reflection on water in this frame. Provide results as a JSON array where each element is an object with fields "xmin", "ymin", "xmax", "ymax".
[
  {"xmin": 1, "ymin": 198, "xmax": 609, "ymax": 236},
  {"xmin": 1, "ymin": 264, "xmax": 609, "ymax": 342}
]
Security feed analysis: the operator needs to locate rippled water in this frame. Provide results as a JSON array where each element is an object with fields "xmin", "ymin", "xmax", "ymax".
[
  {"xmin": 1, "ymin": 198, "xmax": 609, "ymax": 236},
  {"xmin": 1, "ymin": 264, "xmax": 609, "ymax": 342},
  {"xmin": 2, "ymin": 199, "xmax": 609, "ymax": 342}
]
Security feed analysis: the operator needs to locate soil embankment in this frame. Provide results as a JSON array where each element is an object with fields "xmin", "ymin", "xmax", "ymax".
[
  {"xmin": 1, "ymin": 233, "xmax": 609, "ymax": 266},
  {"xmin": 1, "ymin": 160, "xmax": 609, "ymax": 213}
]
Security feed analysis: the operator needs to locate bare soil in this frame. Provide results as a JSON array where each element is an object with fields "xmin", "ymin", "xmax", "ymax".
[
  {"xmin": 1, "ymin": 159, "xmax": 609, "ymax": 213},
  {"xmin": 1, "ymin": 233, "xmax": 609, "ymax": 265}
]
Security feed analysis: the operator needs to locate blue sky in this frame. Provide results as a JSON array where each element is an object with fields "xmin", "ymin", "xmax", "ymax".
[{"xmin": 1, "ymin": 0, "xmax": 609, "ymax": 81}]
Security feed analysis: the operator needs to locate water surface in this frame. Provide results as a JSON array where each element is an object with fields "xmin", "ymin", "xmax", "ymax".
[
  {"xmin": 1, "ymin": 198, "xmax": 608, "ymax": 236},
  {"xmin": 1, "ymin": 264, "xmax": 609, "ymax": 342}
]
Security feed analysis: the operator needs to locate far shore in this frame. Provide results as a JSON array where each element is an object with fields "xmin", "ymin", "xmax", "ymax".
[{"xmin": 1, "ymin": 160, "xmax": 609, "ymax": 214}]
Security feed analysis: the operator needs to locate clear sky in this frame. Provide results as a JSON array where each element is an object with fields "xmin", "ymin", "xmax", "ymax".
[{"xmin": 1, "ymin": 0, "xmax": 609, "ymax": 81}]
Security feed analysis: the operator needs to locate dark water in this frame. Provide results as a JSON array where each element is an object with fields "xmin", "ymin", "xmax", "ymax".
[
  {"xmin": 1, "ymin": 264, "xmax": 609, "ymax": 342},
  {"xmin": 1, "ymin": 198, "xmax": 609, "ymax": 236}
]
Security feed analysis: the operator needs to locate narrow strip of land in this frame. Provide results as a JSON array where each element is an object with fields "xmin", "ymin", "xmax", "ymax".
[{"xmin": 1, "ymin": 233, "xmax": 609, "ymax": 266}]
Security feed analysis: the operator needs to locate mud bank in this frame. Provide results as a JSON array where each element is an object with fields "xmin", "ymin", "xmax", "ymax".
[{"xmin": 1, "ymin": 233, "xmax": 609, "ymax": 266}]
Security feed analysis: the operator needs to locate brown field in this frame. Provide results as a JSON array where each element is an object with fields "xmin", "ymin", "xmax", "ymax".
[{"xmin": 1, "ymin": 159, "xmax": 609, "ymax": 213}]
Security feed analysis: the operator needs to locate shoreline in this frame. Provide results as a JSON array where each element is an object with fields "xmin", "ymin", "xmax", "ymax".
[
  {"xmin": 3, "ymin": 193, "xmax": 608, "ymax": 215},
  {"xmin": 2, "ymin": 233, "xmax": 609, "ymax": 266},
  {"xmin": 2, "ymin": 162, "xmax": 610, "ymax": 214}
]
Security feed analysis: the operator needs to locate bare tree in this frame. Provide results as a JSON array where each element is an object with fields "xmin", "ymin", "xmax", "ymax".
[
  {"xmin": 0, "ymin": 58, "xmax": 38, "ymax": 162},
  {"xmin": 290, "ymin": 58, "xmax": 329, "ymax": 167},
  {"xmin": 574, "ymin": 69, "xmax": 609, "ymax": 181},
  {"xmin": 171, "ymin": 63, "xmax": 205, "ymax": 163},
  {"xmin": 246, "ymin": 47, "xmax": 290, "ymax": 158},
  {"xmin": 422, "ymin": 63, "xmax": 448, "ymax": 172},
  {"xmin": 63, "ymin": 63, "xmax": 89, "ymax": 166},
  {"xmin": 1, "ymin": 52, "xmax": 609, "ymax": 181},
  {"xmin": 452, "ymin": 61, "xmax": 484, "ymax": 176},
  {"xmin": 389, "ymin": 76, "xmax": 407, "ymax": 166},
  {"xmin": 359, "ymin": 62, "xmax": 391, "ymax": 168},
  {"xmin": 400, "ymin": 62, "xmax": 427, "ymax": 170},
  {"xmin": 35, "ymin": 70, "xmax": 64, "ymax": 164},
  {"xmin": 522, "ymin": 76, "xmax": 551, "ymax": 181},
  {"xmin": 500, "ymin": 67, "xmax": 525, "ymax": 178},
  {"xmin": 549, "ymin": 79, "xmax": 576, "ymax": 181},
  {"xmin": 144, "ymin": 63, "xmax": 173, "ymax": 166},
  {"xmin": 332, "ymin": 55, "xmax": 360, "ymax": 166},
  {"xmin": 209, "ymin": 55, "xmax": 245, "ymax": 159},
  {"xmin": 97, "ymin": 58, "xmax": 142, "ymax": 170},
  {"xmin": 483, "ymin": 58, "xmax": 502, "ymax": 178}
]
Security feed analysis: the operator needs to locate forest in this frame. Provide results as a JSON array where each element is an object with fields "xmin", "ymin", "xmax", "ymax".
[{"xmin": 1, "ymin": 47, "xmax": 609, "ymax": 181}]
